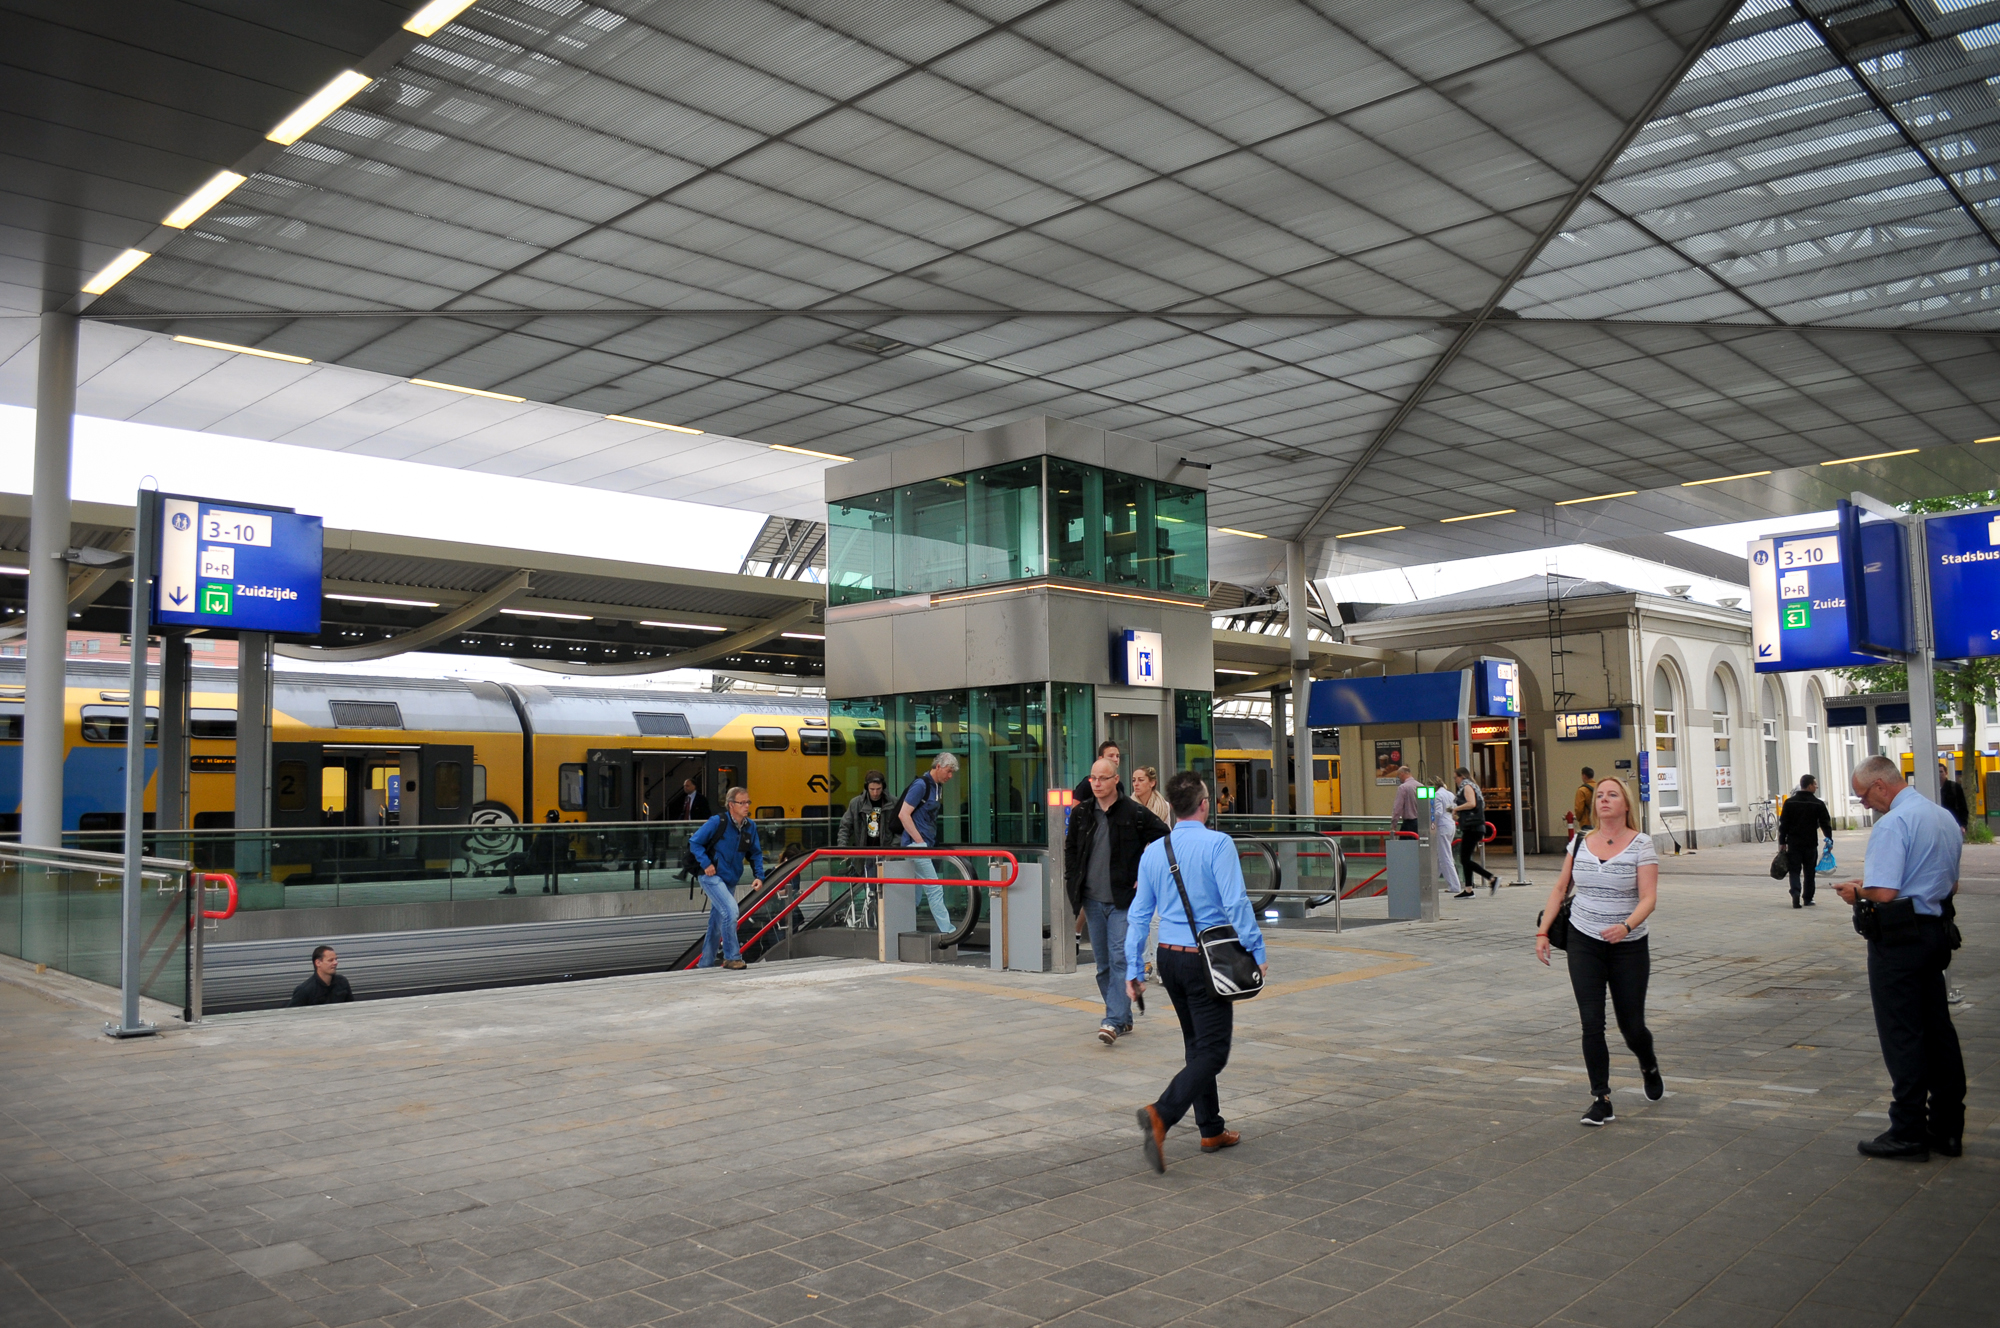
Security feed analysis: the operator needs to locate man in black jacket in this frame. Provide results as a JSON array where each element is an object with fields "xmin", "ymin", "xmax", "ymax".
[
  {"xmin": 290, "ymin": 945, "xmax": 354, "ymax": 1006},
  {"xmin": 1066, "ymin": 758, "xmax": 1168, "ymax": 1045},
  {"xmin": 1779, "ymin": 775, "xmax": 1835, "ymax": 908}
]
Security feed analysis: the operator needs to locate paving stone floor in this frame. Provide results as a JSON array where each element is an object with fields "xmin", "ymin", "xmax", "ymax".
[{"xmin": 2, "ymin": 832, "xmax": 1996, "ymax": 1328}]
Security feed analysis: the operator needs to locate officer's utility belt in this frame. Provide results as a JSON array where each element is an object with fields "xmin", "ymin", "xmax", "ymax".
[{"xmin": 1852, "ymin": 896, "xmax": 1959, "ymax": 951}]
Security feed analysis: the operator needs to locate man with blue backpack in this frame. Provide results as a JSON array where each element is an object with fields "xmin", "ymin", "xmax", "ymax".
[{"xmin": 689, "ymin": 786, "xmax": 765, "ymax": 969}]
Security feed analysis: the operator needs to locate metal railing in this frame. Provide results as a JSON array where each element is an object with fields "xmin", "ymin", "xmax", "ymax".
[
  {"xmin": 1234, "ymin": 834, "xmax": 1348, "ymax": 930},
  {"xmin": 0, "ymin": 843, "xmax": 196, "ymax": 1019}
]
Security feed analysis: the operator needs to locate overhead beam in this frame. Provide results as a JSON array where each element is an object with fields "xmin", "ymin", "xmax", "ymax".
[
  {"xmin": 275, "ymin": 571, "xmax": 531, "ymax": 663},
  {"xmin": 516, "ymin": 600, "xmax": 819, "ymax": 676},
  {"xmin": 1290, "ymin": 0, "xmax": 1751, "ymax": 544}
]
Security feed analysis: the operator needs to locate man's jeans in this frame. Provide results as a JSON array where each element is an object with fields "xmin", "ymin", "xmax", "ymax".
[
  {"xmin": 907, "ymin": 854, "xmax": 955, "ymax": 932},
  {"xmin": 698, "ymin": 868, "xmax": 743, "ymax": 967},
  {"xmin": 1082, "ymin": 898, "xmax": 1132, "ymax": 1030}
]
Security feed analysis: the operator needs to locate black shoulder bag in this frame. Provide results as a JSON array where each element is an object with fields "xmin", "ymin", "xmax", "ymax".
[
  {"xmin": 1163, "ymin": 834, "xmax": 1264, "ymax": 1001},
  {"xmin": 1538, "ymin": 836, "xmax": 1579, "ymax": 951}
]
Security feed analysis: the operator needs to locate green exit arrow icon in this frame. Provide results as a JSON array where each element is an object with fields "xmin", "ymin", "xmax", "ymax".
[{"xmin": 1781, "ymin": 602, "xmax": 1810, "ymax": 630}]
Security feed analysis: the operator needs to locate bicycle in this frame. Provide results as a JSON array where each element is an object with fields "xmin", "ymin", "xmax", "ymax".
[{"xmin": 1751, "ymin": 798, "xmax": 1778, "ymax": 844}]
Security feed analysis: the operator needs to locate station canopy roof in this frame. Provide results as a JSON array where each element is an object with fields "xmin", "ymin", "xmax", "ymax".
[{"xmin": 9, "ymin": 0, "xmax": 2000, "ymax": 587}]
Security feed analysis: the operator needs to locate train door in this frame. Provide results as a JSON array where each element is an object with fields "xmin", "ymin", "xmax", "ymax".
[
  {"xmin": 270, "ymin": 743, "xmax": 323, "ymax": 829},
  {"xmin": 638, "ymin": 752, "xmax": 708, "ymax": 820},
  {"xmin": 420, "ymin": 745, "xmax": 474, "ymax": 827},
  {"xmin": 709, "ymin": 750, "xmax": 747, "ymax": 811},
  {"xmin": 584, "ymin": 749, "xmax": 633, "ymax": 822},
  {"xmin": 1313, "ymin": 757, "xmax": 1340, "ymax": 815}
]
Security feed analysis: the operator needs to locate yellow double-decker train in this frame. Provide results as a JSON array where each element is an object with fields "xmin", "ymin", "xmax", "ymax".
[{"xmin": 0, "ymin": 659, "xmax": 839, "ymax": 838}]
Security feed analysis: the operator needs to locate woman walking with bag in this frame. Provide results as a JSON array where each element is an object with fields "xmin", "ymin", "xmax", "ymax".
[
  {"xmin": 1535, "ymin": 776, "xmax": 1663, "ymax": 1125},
  {"xmin": 1455, "ymin": 766, "xmax": 1498, "ymax": 893}
]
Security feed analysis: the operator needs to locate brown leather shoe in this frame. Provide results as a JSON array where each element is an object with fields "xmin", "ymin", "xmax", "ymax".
[
  {"xmin": 1137, "ymin": 1105, "xmax": 1166, "ymax": 1173},
  {"xmin": 1201, "ymin": 1130, "xmax": 1241, "ymax": 1152},
  {"xmin": 722, "ymin": 959, "xmax": 747, "ymax": 970}
]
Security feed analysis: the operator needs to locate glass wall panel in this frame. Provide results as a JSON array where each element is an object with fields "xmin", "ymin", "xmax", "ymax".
[
  {"xmin": 1100, "ymin": 468, "xmax": 1151, "ymax": 588},
  {"xmin": 967, "ymin": 460, "xmax": 1043, "ymax": 585},
  {"xmin": 829, "ymin": 688, "xmax": 1045, "ymax": 845},
  {"xmin": 1052, "ymin": 681, "xmax": 1096, "ymax": 801},
  {"xmin": 828, "ymin": 698, "xmax": 886, "ymax": 816},
  {"xmin": 1047, "ymin": 460, "xmax": 1103, "ymax": 582},
  {"xmin": 827, "ymin": 490, "xmax": 895, "ymax": 606},
  {"xmin": 1154, "ymin": 481, "xmax": 1208, "ymax": 596},
  {"xmin": 1174, "ymin": 689, "xmax": 1214, "ymax": 783},
  {"xmin": 895, "ymin": 479, "xmax": 970, "ymax": 593}
]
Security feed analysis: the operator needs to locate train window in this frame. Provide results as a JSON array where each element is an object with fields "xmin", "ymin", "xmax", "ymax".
[
  {"xmin": 473, "ymin": 764, "xmax": 486, "ymax": 804},
  {"xmin": 1314, "ymin": 759, "xmax": 1332, "ymax": 781},
  {"xmin": 634, "ymin": 711, "xmax": 692, "ymax": 737},
  {"xmin": 274, "ymin": 761, "xmax": 310, "ymax": 812},
  {"xmin": 189, "ymin": 708, "xmax": 237, "ymax": 740},
  {"xmin": 752, "ymin": 726, "xmax": 789, "ymax": 751},
  {"xmin": 329, "ymin": 700, "xmax": 403, "ymax": 728},
  {"xmin": 756, "ymin": 805, "xmax": 784, "ymax": 819},
  {"xmin": 0, "ymin": 703, "xmax": 20, "ymax": 741},
  {"xmin": 800, "ymin": 804, "xmax": 836, "ymax": 818},
  {"xmin": 798, "ymin": 727, "xmax": 845, "ymax": 756},
  {"xmin": 558, "ymin": 763, "xmax": 586, "ymax": 811},
  {"xmin": 595, "ymin": 762, "xmax": 622, "ymax": 810},
  {"xmin": 80, "ymin": 705, "xmax": 158, "ymax": 744},
  {"xmin": 855, "ymin": 729, "xmax": 887, "ymax": 757},
  {"xmin": 434, "ymin": 761, "xmax": 463, "ymax": 811}
]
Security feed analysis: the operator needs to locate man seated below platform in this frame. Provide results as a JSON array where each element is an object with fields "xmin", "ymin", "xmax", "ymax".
[{"xmin": 290, "ymin": 945, "xmax": 354, "ymax": 1006}]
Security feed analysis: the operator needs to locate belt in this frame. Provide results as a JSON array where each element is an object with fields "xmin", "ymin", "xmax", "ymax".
[{"xmin": 1158, "ymin": 943, "xmax": 1199, "ymax": 953}]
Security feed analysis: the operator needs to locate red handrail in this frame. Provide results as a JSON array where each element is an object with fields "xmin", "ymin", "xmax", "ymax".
[
  {"xmin": 197, "ymin": 872, "xmax": 237, "ymax": 921},
  {"xmin": 685, "ymin": 847, "xmax": 1020, "ymax": 970}
]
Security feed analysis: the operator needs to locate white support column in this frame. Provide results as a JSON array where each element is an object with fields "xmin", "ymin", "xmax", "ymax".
[
  {"xmin": 21, "ymin": 312, "xmax": 77, "ymax": 849},
  {"xmin": 110, "ymin": 492, "xmax": 158, "ymax": 1038},
  {"xmin": 1906, "ymin": 518, "xmax": 1940, "ymax": 801},
  {"xmin": 234, "ymin": 632, "xmax": 273, "ymax": 880},
  {"xmin": 1287, "ymin": 541, "xmax": 1314, "ymax": 818}
]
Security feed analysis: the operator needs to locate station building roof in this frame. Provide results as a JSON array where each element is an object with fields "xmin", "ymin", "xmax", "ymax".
[
  {"xmin": 8, "ymin": 0, "xmax": 2000, "ymax": 585},
  {"xmin": 0, "ymin": 492, "xmax": 824, "ymax": 677}
]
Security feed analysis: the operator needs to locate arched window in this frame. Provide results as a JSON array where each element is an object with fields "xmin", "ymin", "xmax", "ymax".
[
  {"xmin": 1711, "ymin": 671, "xmax": 1735, "ymax": 807},
  {"xmin": 1806, "ymin": 681, "xmax": 1824, "ymax": 784},
  {"xmin": 1653, "ymin": 664, "xmax": 1681, "ymax": 812},
  {"xmin": 1761, "ymin": 678, "xmax": 1784, "ymax": 796}
]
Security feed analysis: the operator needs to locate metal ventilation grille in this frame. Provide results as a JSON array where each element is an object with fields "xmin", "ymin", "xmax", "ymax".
[
  {"xmin": 634, "ymin": 711, "xmax": 692, "ymax": 737},
  {"xmin": 329, "ymin": 700, "xmax": 404, "ymax": 728}
]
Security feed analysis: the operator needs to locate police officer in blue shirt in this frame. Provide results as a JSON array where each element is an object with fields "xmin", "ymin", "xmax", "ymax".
[
  {"xmin": 1832, "ymin": 755, "xmax": 1965, "ymax": 1161},
  {"xmin": 1126, "ymin": 771, "xmax": 1266, "ymax": 1173}
]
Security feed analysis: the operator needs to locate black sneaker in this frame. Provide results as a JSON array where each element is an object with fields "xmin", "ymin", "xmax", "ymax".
[
  {"xmin": 1642, "ymin": 1066, "xmax": 1664, "ymax": 1101},
  {"xmin": 1857, "ymin": 1131, "xmax": 1928, "ymax": 1161},
  {"xmin": 1581, "ymin": 1097, "xmax": 1615, "ymax": 1127},
  {"xmin": 1929, "ymin": 1134, "xmax": 1963, "ymax": 1158}
]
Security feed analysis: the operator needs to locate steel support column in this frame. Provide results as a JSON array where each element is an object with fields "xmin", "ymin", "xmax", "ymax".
[
  {"xmin": 21, "ymin": 312, "xmax": 77, "ymax": 849},
  {"xmin": 1287, "ymin": 542, "xmax": 1313, "ymax": 819},
  {"xmin": 109, "ymin": 491, "xmax": 157, "ymax": 1038},
  {"xmin": 234, "ymin": 631, "xmax": 273, "ymax": 880}
]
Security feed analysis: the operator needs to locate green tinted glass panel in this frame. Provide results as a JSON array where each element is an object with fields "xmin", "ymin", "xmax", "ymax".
[
  {"xmin": 836, "ymin": 687, "xmax": 1046, "ymax": 845},
  {"xmin": 896, "ymin": 478, "xmax": 969, "ymax": 593},
  {"xmin": 1154, "ymin": 481, "xmax": 1208, "ymax": 596},
  {"xmin": 1047, "ymin": 459, "xmax": 1100, "ymax": 581},
  {"xmin": 966, "ymin": 460, "xmax": 1042, "ymax": 584},
  {"xmin": 827, "ymin": 490, "xmax": 895, "ymax": 606},
  {"xmin": 1101, "ymin": 468, "xmax": 1151, "ymax": 587},
  {"xmin": 1174, "ymin": 689, "xmax": 1214, "ymax": 783}
]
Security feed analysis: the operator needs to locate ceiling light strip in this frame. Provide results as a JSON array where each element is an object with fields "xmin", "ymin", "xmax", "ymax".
[
  {"xmin": 1554, "ymin": 490, "xmax": 1638, "ymax": 506},
  {"xmin": 641, "ymin": 620, "xmax": 727, "ymax": 632},
  {"xmin": 1438, "ymin": 509, "xmax": 1515, "ymax": 523},
  {"xmin": 1974, "ymin": 436, "xmax": 2000, "ymax": 445},
  {"xmin": 173, "ymin": 335, "xmax": 311, "ymax": 365},
  {"xmin": 267, "ymin": 71, "xmax": 373, "ymax": 145},
  {"xmin": 1334, "ymin": 525, "xmax": 1405, "ymax": 539},
  {"xmin": 606, "ymin": 413, "xmax": 702, "ymax": 435},
  {"xmin": 1216, "ymin": 527, "xmax": 1268, "ymax": 539},
  {"xmin": 770, "ymin": 443, "xmax": 852, "ymax": 462},
  {"xmin": 1819, "ymin": 449, "xmax": 1918, "ymax": 466},
  {"xmin": 81, "ymin": 249, "xmax": 151, "ymax": 295},
  {"xmin": 405, "ymin": 0, "xmax": 480, "ymax": 36},
  {"xmin": 162, "ymin": 170, "xmax": 247, "ymax": 229},
  {"xmin": 409, "ymin": 378, "xmax": 525, "ymax": 402},
  {"xmin": 325, "ymin": 592, "xmax": 441, "ymax": 608},
  {"xmin": 1681, "ymin": 471, "xmax": 1771, "ymax": 487},
  {"xmin": 499, "ymin": 607, "xmax": 592, "ymax": 621}
]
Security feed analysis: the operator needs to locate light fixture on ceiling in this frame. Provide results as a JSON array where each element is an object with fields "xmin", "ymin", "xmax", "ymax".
[
  {"xmin": 1439, "ymin": 508, "xmax": 1515, "ymax": 523},
  {"xmin": 641, "ymin": 620, "xmax": 728, "ymax": 632},
  {"xmin": 1975, "ymin": 436, "xmax": 2000, "ymax": 444},
  {"xmin": 1820, "ymin": 449, "xmax": 1917, "ymax": 466},
  {"xmin": 404, "ymin": 0, "xmax": 481, "ymax": 36},
  {"xmin": 605, "ymin": 413, "xmax": 702, "ymax": 435},
  {"xmin": 1554, "ymin": 490, "xmax": 1638, "ymax": 506},
  {"xmin": 781, "ymin": 632, "xmax": 826, "ymax": 640},
  {"xmin": 1214, "ymin": 667, "xmax": 1261, "ymax": 676},
  {"xmin": 266, "ymin": 70, "xmax": 374, "ymax": 145},
  {"xmin": 172, "ymin": 335, "xmax": 311, "ymax": 365},
  {"xmin": 325, "ymin": 592, "xmax": 441, "ymax": 608},
  {"xmin": 81, "ymin": 249, "xmax": 151, "ymax": 295},
  {"xmin": 1719, "ymin": 597, "xmax": 1742, "ymax": 609},
  {"xmin": 1681, "ymin": 470, "xmax": 1771, "ymax": 487},
  {"xmin": 162, "ymin": 170, "xmax": 248, "ymax": 229},
  {"xmin": 500, "ymin": 607, "xmax": 593, "ymax": 621},
  {"xmin": 1216, "ymin": 527, "xmax": 1268, "ymax": 539},
  {"xmin": 0, "ymin": 565, "xmax": 28, "ymax": 576},
  {"xmin": 770, "ymin": 443, "xmax": 853, "ymax": 462},
  {"xmin": 409, "ymin": 378, "xmax": 526, "ymax": 402},
  {"xmin": 1335, "ymin": 525, "xmax": 1405, "ymax": 539}
]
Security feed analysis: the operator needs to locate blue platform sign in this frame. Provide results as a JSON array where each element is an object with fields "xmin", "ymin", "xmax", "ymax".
[
  {"xmin": 1637, "ymin": 751, "xmax": 1650, "ymax": 803},
  {"xmin": 1926, "ymin": 506, "xmax": 2000, "ymax": 660},
  {"xmin": 1309, "ymin": 671, "xmax": 1467, "ymax": 727},
  {"xmin": 1747, "ymin": 528, "xmax": 1878, "ymax": 672},
  {"xmin": 1555, "ymin": 710, "xmax": 1622, "ymax": 742},
  {"xmin": 1473, "ymin": 657, "xmax": 1520, "ymax": 718},
  {"xmin": 150, "ymin": 493, "xmax": 323, "ymax": 636}
]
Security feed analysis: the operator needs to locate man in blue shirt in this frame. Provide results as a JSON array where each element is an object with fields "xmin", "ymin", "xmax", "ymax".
[
  {"xmin": 1832, "ymin": 755, "xmax": 1964, "ymax": 1160},
  {"xmin": 1127, "ymin": 771, "xmax": 1266, "ymax": 1173},
  {"xmin": 689, "ymin": 787, "xmax": 766, "ymax": 970},
  {"xmin": 898, "ymin": 752, "xmax": 959, "ymax": 934}
]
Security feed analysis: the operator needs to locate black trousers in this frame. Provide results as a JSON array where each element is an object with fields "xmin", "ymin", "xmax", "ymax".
[
  {"xmin": 1397, "ymin": 818, "xmax": 1419, "ymax": 836},
  {"xmin": 1459, "ymin": 823, "xmax": 1494, "ymax": 884},
  {"xmin": 1565, "ymin": 932, "xmax": 1656, "ymax": 1098},
  {"xmin": 1154, "ymin": 948, "xmax": 1233, "ymax": 1139},
  {"xmin": 1868, "ymin": 919, "xmax": 1965, "ymax": 1142},
  {"xmin": 1786, "ymin": 851, "xmax": 1816, "ymax": 903}
]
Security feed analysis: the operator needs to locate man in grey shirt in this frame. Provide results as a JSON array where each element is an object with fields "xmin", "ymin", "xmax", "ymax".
[
  {"xmin": 1391, "ymin": 767, "xmax": 1420, "ymax": 835},
  {"xmin": 1064, "ymin": 758, "xmax": 1168, "ymax": 1045}
]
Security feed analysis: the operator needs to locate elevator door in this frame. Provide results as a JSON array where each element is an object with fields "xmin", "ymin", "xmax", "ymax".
[{"xmin": 1103, "ymin": 713, "xmax": 1160, "ymax": 777}]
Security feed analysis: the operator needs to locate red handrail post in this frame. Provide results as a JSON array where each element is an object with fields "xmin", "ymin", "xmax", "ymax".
[{"xmin": 197, "ymin": 872, "xmax": 237, "ymax": 921}]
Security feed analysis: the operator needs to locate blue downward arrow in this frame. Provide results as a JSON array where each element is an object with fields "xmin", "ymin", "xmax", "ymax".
[
  {"xmin": 169, "ymin": 588, "xmax": 188, "ymax": 606},
  {"xmin": 1757, "ymin": 644, "xmax": 1773, "ymax": 657}
]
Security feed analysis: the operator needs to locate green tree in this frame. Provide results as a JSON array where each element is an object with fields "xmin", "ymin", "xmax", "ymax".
[{"xmin": 1835, "ymin": 490, "xmax": 2000, "ymax": 790}]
